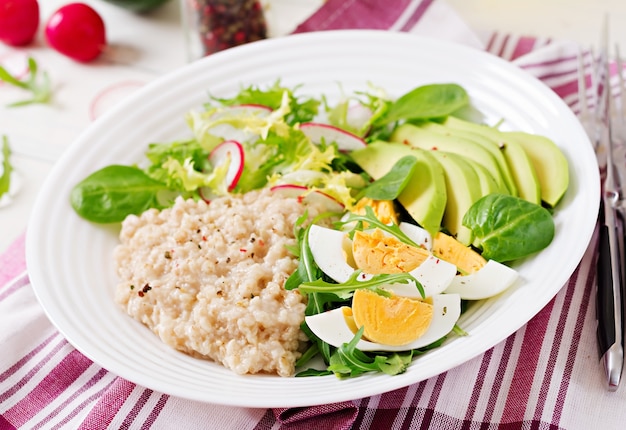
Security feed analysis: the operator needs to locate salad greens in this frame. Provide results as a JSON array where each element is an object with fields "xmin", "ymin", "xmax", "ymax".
[
  {"xmin": 324, "ymin": 82, "xmax": 469, "ymax": 142},
  {"xmin": 69, "ymin": 80, "xmax": 564, "ymax": 379},
  {"xmin": 287, "ymin": 208, "xmax": 443, "ymax": 377},
  {"xmin": 377, "ymin": 83, "xmax": 469, "ymax": 126},
  {"xmin": 72, "ymin": 84, "xmax": 367, "ymax": 222},
  {"xmin": 337, "ymin": 206, "xmax": 420, "ymax": 247},
  {"xmin": 1, "ymin": 136, "xmax": 13, "ymax": 199},
  {"xmin": 207, "ymin": 80, "xmax": 320, "ymax": 125},
  {"xmin": 463, "ymin": 193, "xmax": 555, "ymax": 262},
  {"xmin": 70, "ymin": 165, "xmax": 169, "ymax": 223},
  {"xmin": 358, "ymin": 155, "xmax": 418, "ymax": 201},
  {"xmin": 0, "ymin": 57, "xmax": 51, "ymax": 107}
]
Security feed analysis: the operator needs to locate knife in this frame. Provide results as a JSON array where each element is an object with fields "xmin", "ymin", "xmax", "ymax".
[{"xmin": 596, "ymin": 17, "xmax": 625, "ymax": 391}]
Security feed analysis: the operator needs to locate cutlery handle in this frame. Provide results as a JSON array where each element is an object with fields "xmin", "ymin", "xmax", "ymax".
[{"xmin": 596, "ymin": 200, "xmax": 624, "ymax": 390}]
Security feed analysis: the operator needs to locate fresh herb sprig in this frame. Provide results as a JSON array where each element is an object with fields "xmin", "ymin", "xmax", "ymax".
[
  {"xmin": 336, "ymin": 205, "xmax": 420, "ymax": 247},
  {"xmin": 327, "ymin": 327, "xmax": 413, "ymax": 378},
  {"xmin": 0, "ymin": 57, "xmax": 51, "ymax": 107},
  {"xmin": 299, "ymin": 270, "xmax": 424, "ymax": 300},
  {"xmin": 1, "ymin": 136, "xmax": 14, "ymax": 199}
]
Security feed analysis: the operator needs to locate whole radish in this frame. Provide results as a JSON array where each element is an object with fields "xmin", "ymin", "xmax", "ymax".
[
  {"xmin": 45, "ymin": 3, "xmax": 106, "ymax": 62},
  {"xmin": 0, "ymin": 0, "xmax": 40, "ymax": 46}
]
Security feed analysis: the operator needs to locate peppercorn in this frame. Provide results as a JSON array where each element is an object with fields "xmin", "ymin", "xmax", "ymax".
[{"xmin": 182, "ymin": 0, "xmax": 267, "ymax": 59}]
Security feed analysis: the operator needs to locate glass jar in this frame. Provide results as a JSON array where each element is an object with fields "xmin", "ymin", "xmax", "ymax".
[{"xmin": 181, "ymin": 0, "xmax": 267, "ymax": 61}]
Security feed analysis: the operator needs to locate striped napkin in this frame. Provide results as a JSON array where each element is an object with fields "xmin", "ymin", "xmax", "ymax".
[{"xmin": 2, "ymin": 1, "xmax": 625, "ymax": 429}]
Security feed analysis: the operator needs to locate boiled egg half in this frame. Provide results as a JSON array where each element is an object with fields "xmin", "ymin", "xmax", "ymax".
[
  {"xmin": 307, "ymin": 224, "xmax": 457, "ymax": 298},
  {"xmin": 305, "ymin": 291, "xmax": 461, "ymax": 351}
]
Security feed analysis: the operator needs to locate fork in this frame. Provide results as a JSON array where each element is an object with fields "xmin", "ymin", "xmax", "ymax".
[
  {"xmin": 612, "ymin": 47, "xmax": 626, "ymax": 187},
  {"xmin": 577, "ymin": 46, "xmax": 601, "ymax": 155},
  {"xmin": 594, "ymin": 22, "xmax": 626, "ymax": 390}
]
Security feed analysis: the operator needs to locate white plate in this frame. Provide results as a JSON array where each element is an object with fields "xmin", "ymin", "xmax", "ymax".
[{"xmin": 26, "ymin": 30, "xmax": 599, "ymax": 408}]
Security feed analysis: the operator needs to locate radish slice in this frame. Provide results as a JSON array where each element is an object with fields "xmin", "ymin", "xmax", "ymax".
[
  {"xmin": 300, "ymin": 122, "xmax": 367, "ymax": 151},
  {"xmin": 305, "ymin": 190, "xmax": 345, "ymax": 213},
  {"xmin": 270, "ymin": 184, "xmax": 345, "ymax": 213},
  {"xmin": 346, "ymin": 103, "xmax": 374, "ymax": 132},
  {"xmin": 270, "ymin": 184, "xmax": 308, "ymax": 199},
  {"xmin": 209, "ymin": 140, "xmax": 244, "ymax": 191}
]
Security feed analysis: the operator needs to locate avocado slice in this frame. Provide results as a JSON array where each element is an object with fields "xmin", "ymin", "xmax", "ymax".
[
  {"xmin": 351, "ymin": 142, "xmax": 447, "ymax": 236},
  {"xmin": 428, "ymin": 151, "xmax": 482, "ymax": 245},
  {"xmin": 467, "ymin": 159, "xmax": 506, "ymax": 196},
  {"xmin": 502, "ymin": 131, "xmax": 569, "ymax": 207},
  {"xmin": 390, "ymin": 124, "xmax": 509, "ymax": 194},
  {"xmin": 441, "ymin": 117, "xmax": 542, "ymax": 205},
  {"xmin": 418, "ymin": 120, "xmax": 518, "ymax": 196}
]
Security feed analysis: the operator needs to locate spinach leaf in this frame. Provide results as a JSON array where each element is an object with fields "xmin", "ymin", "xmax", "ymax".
[
  {"xmin": 463, "ymin": 193, "xmax": 555, "ymax": 262},
  {"xmin": 70, "ymin": 165, "xmax": 168, "ymax": 223},
  {"xmin": 377, "ymin": 83, "xmax": 469, "ymax": 125},
  {"xmin": 359, "ymin": 155, "xmax": 417, "ymax": 200}
]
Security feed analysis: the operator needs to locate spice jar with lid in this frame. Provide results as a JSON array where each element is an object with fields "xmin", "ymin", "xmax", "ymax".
[{"xmin": 181, "ymin": 0, "xmax": 267, "ymax": 61}]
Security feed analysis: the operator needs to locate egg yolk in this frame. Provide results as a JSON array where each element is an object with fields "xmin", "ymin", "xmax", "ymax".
[
  {"xmin": 353, "ymin": 198, "xmax": 399, "ymax": 225},
  {"xmin": 432, "ymin": 231, "xmax": 486, "ymax": 275},
  {"xmin": 352, "ymin": 228, "xmax": 429, "ymax": 274},
  {"xmin": 351, "ymin": 289, "xmax": 434, "ymax": 346}
]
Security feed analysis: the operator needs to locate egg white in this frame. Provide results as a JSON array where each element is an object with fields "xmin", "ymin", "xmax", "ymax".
[
  {"xmin": 444, "ymin": 259, "xmax": 519, "ymax": 300},
  {"xmin": 304, "ymin": 293, "xmax": 462, "ymax": 351},
  {"xmin": 307, "ymin": 224, "xmax": 456, "ymax": 297}
]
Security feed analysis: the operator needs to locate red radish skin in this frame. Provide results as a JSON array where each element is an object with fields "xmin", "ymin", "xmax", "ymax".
[
  {"xmin": 45, "ymin": 3, "xmax": 106, "ymax": 62},
  {"xmin": 300, "ymin": 122, "xmax": 367, "ymax": 151},
  {"xmin": 0, "ymin": 0, "xmax": 39, "ymax": 46},
  {"xmin": 209, "ymin": 140, "xmax": 245, "ymax": 191}
]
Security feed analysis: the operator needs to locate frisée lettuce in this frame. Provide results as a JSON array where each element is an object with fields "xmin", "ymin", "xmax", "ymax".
[{"xmin": 70, "ymin": 83, "xmax": 367, "ymax": 223}]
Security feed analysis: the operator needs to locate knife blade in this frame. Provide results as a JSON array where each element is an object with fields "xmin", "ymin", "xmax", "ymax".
[{"xmin": 596, "ymin": 17, "xmax": 625, "ymax": 391}]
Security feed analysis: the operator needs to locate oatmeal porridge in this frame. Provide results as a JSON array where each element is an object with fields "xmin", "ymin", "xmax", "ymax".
[{"xmin": 114, "ymin": 188, "xmax": 324, "ymax": 377}]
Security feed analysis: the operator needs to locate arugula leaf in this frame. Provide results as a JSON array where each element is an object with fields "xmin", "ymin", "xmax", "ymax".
[
  {"xmin": 336, "ymin": 206, "xmax": 419, "ymax": 248},
  {"xmin": 358, "ymin": 155, "xmax": 418, "ymax": 200},
  {"xmin": 299, "ymin": 270, "xmax": 424, "ymax": 299},
  {"xmin": 0, "ymin": 57, "xmax": 51, "ymax": 107},
  {"xmin": 327, "ymin": 327, "xmax": 413, "ymax": 378},
  {"xmin": 0, "ymin": 136, "xmax": 13, "ymax": 198}
]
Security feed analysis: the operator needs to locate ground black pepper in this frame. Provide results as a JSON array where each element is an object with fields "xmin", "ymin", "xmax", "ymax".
[{"xmin": 183, "ymin": 0, "xmax": 267, "ymax": 58}]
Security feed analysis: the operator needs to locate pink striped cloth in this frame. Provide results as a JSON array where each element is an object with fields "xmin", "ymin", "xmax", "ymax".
[{"xmin": 2, "ymin": 1, "xmax": 626, "ymax": 429}]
